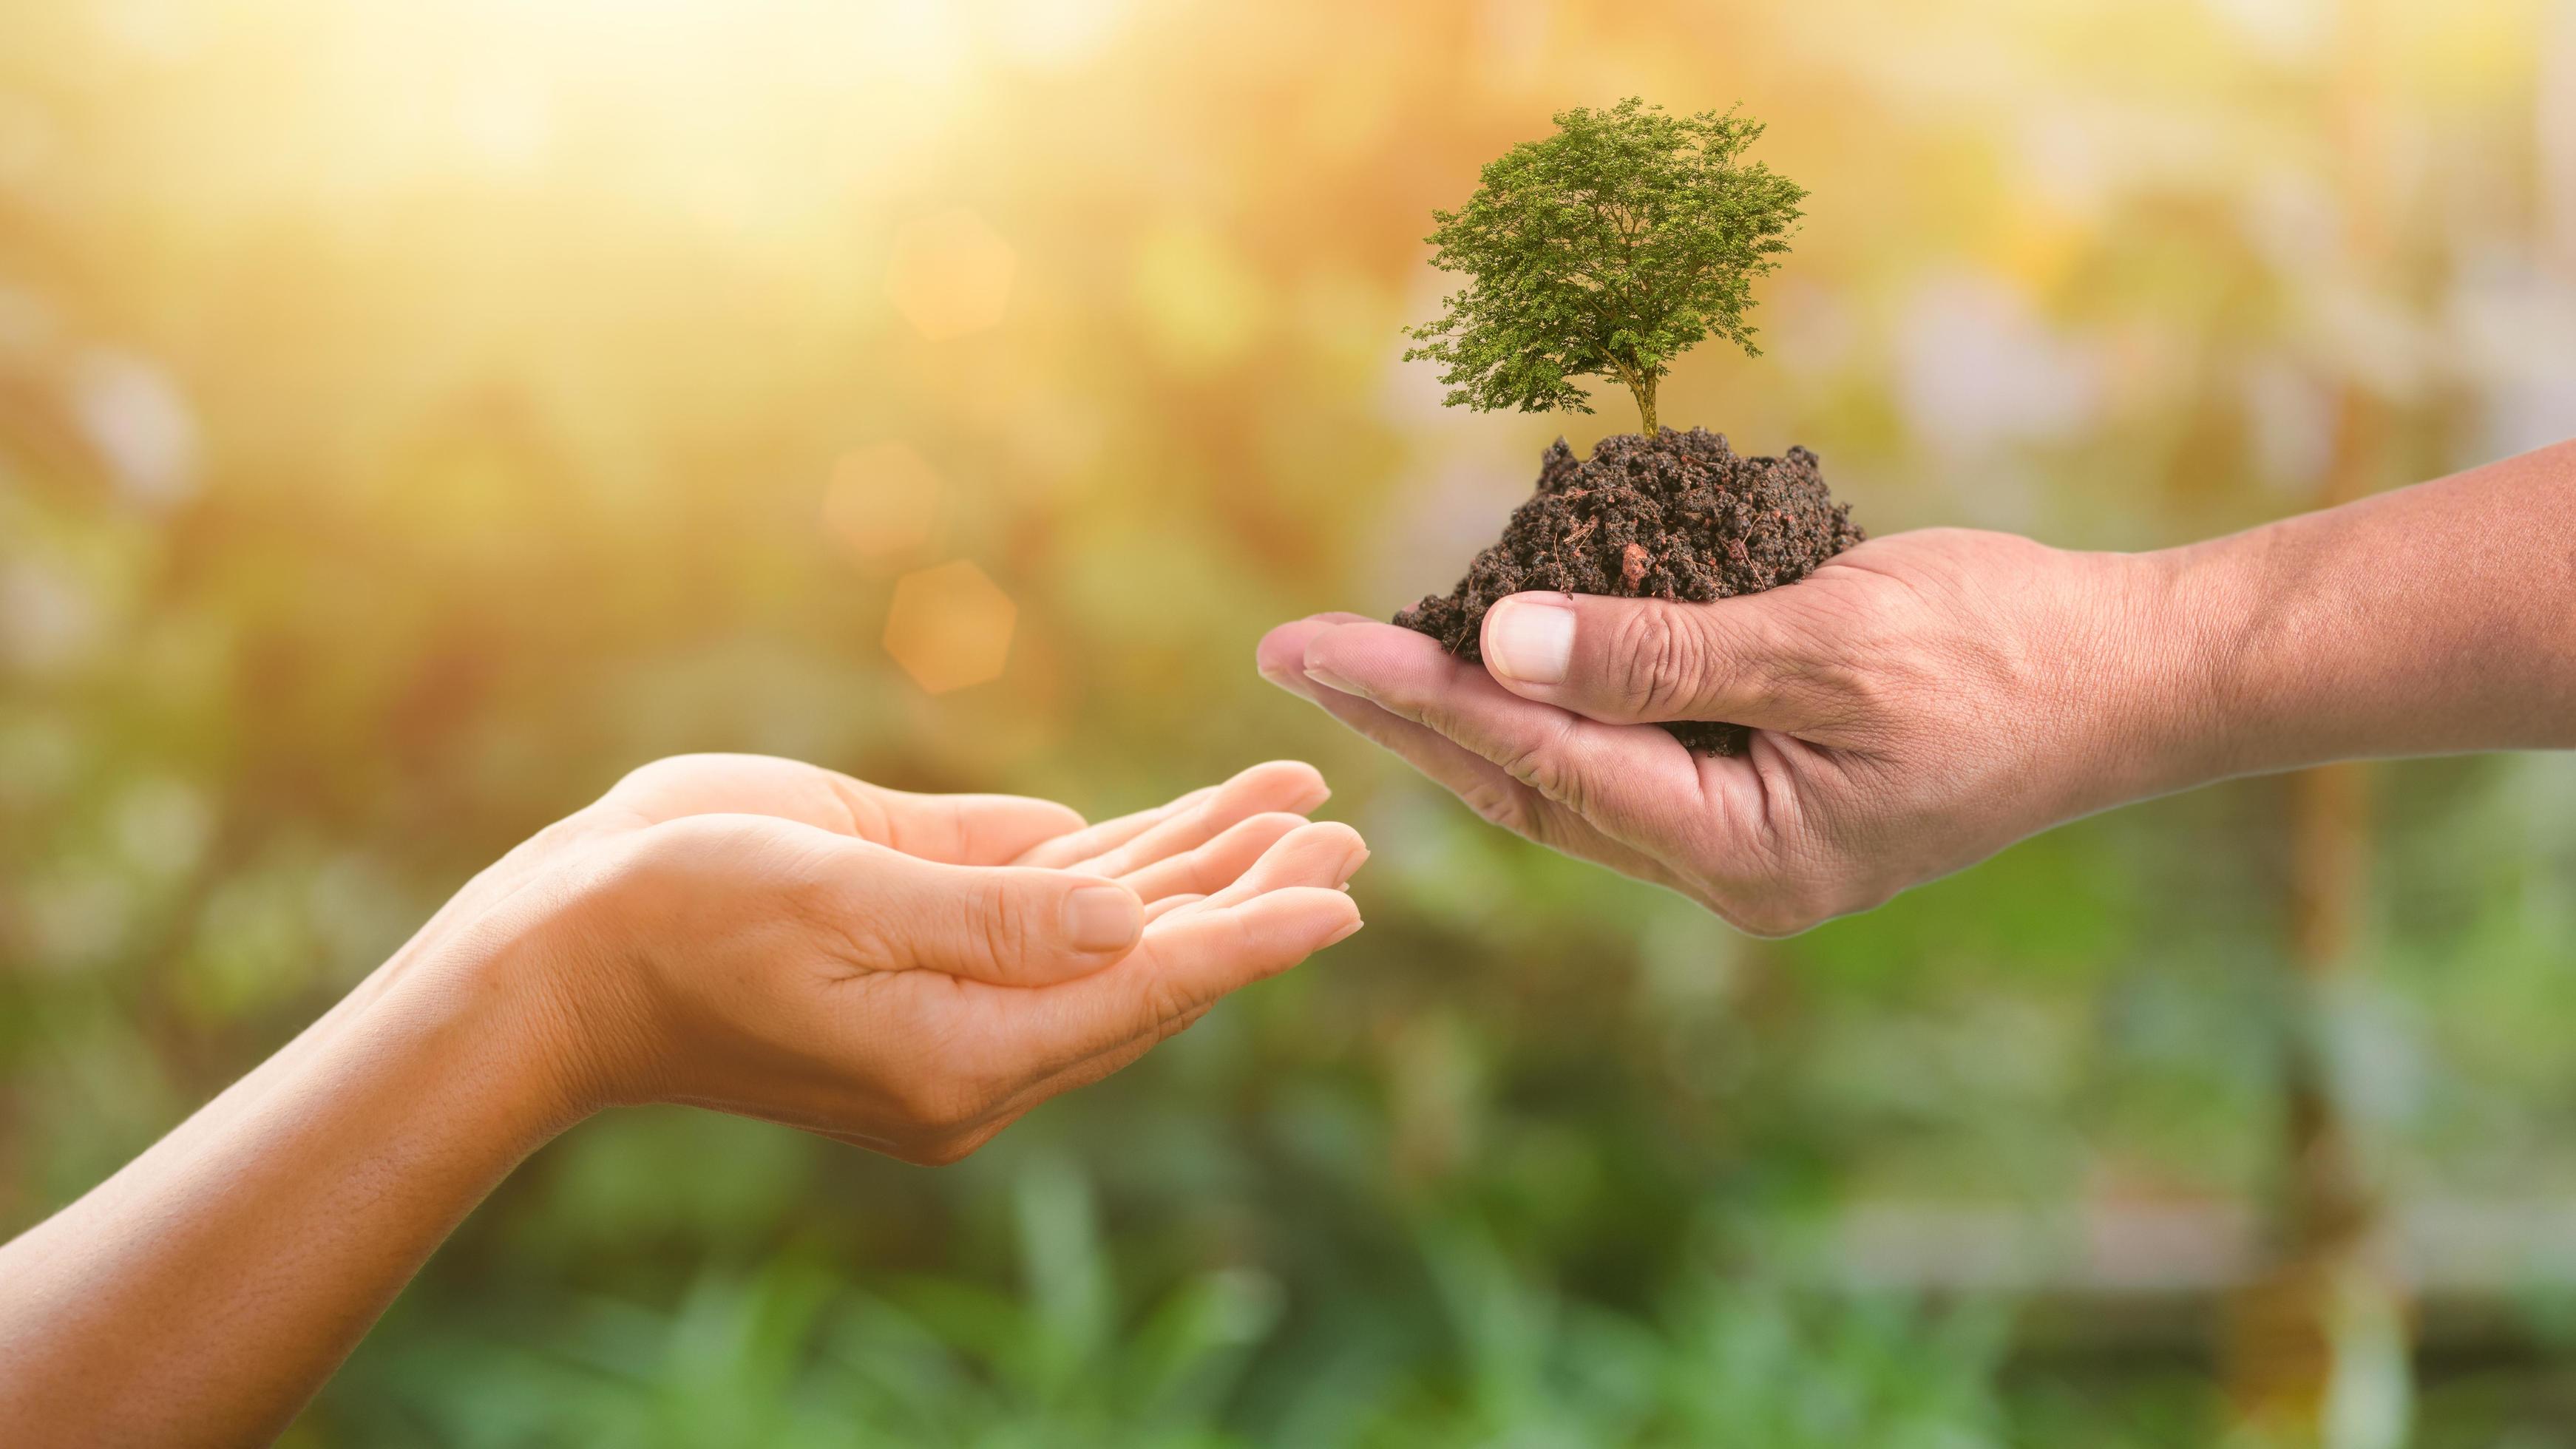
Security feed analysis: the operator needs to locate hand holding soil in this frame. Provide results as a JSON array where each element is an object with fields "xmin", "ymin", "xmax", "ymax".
[
  {"xmin": 1326, "ymin": 105, "xmax": 2576, "ymax": 934},
  {"xmin": 1263, "ymin": 439, "xmax": 2576, "ymax": 934},
  {"xmin": 1275, "ymin": 529, "xmax": 2156, "ymax": 934}
]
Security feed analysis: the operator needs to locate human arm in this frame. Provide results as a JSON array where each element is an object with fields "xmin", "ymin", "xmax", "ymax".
[
  {"xmin": 1261, "ymin": 438, "xmax": 2576, "ymax": 935},
  {"xmin": 0, "ymin": 755, "xmax": 1366, "ymax": 1447}
]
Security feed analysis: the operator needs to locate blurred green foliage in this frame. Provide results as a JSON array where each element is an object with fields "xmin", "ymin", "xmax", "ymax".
[{"xmin": 4, "ymin": 0, "xmax": 2575, "ymax": 1443}]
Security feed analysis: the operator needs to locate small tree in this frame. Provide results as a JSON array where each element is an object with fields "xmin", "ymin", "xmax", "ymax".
[{"xmin": 1404, "ymin": 98, "xmax": 1807, "ymax": 435}]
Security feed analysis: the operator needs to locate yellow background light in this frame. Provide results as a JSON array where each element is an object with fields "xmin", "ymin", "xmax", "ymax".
[
  {"xmin": 822, "ymin": 442, "xmax": 945, "ymax": 561},
  {"xmin": 884, "ymin": 208, "xmax": 1020, "ymax": 342}
]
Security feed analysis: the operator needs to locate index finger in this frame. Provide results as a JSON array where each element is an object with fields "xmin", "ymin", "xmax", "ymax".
[
  {"xmin": 1257, "ymin": 616, "xmax": 1542, "ymax": 829},
  {"xmin": 1257, "ymin": 616, "xmax": 1677, "ymax": 882},
  {"xmin": 1298, "ymin": 620, "xmax": 1707, "ymax": 833},
  {"xmin": 1011, "ymin": 761, "xmax": 1327, "ymax": 872}
]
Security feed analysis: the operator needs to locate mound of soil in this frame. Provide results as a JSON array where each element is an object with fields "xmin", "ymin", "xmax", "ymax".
[{"xmin": 1394, "ymin": 427, "xmax": 1865, "ymax": 756}]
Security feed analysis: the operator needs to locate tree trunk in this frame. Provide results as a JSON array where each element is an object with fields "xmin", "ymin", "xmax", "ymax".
[
  {"xmin": 2227, "ymin": 755, "xmax": 2405, "ymax": 1449},
  {"xmin": 1627, "ymin": 375, "xmax": 1658, "ymax": 435}
]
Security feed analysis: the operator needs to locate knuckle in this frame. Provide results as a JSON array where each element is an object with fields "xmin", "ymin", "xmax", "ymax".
[
  {"xmin": 971, "ymin": 875, "xmax": 1032, "ymax": 974},
  {"xmin": 904, "ymin": 1130, "xmax": 983, "ymax": 1167},
  {"xmin": 609, "ymin": 753, "xmax": 694, "ymax": 794},
  {"xmin": 898, "ymin": 1075, "xmax": 987, "ymax": 1136},
  {"xmin": 607, "ymin": 818, "xmax": 733, "ymax": 906},
  {"xmin": 605, "ymin": 753, "xmax": 751, "ymax": 807},
  {"xmin": 1460, "ymin": 781, "xmax": 1533, "ymax": 834},
  {"xmin": 1492, "ymin": 718, "xmax": 1586, "ymax": 812},
  {"xmin": 1723, "ymin": 881, "xmax": 1837, "ymax": 938},
  {"xmin": 1610, "ymin": 607, "xmax": 1706, "ymax": 717},
  {"xmin": 836, "ymin": 784, "xmax": 895, "ymax": 844},
  {"xmin": 1733, "ymin": 903, "xmax": 1815, "ymax": 938},
  {"xmin": 1136, "ymin": 978, "xmax": 1198, "ymax": 1042},
  {"xmin": 1834, "ymin": 665, "xmax": 1894, "ymax": 725},
  {"xmin": 623, "ymin": 813, "xmax": 707, "ymax": 869}
]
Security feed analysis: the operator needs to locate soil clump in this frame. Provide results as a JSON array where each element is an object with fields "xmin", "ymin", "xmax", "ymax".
[{"xmin": 1394, "ymin": 428, "xmax": 1865, "ymax": 756}]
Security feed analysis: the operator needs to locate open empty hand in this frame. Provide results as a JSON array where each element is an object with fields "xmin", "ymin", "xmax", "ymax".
[
  {"xmin": 0, "ymin": 753, "xmax": 1366, "ymax": 1446},
  {"xmin": 523, "ymin": 753, "xmax": 1368, "ymax": 1161}
]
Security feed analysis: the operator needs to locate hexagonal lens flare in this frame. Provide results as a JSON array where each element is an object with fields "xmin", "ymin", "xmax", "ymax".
[{"xmin": 882, "ymin": 560, "xmax": 1016, "ymax": 694}]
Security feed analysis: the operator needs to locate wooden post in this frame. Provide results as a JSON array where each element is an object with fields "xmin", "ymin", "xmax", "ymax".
[{"xmin": 2221, "ymin": 2, "xmax": 2411, "ymax": 1442}]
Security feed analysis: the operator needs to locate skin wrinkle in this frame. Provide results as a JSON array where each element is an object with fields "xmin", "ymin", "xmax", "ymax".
[
  {"xmin": 827, "ymin": 776, "xmax": 887, "ymax": 841},
  {"xmin": 1505, "ymin": 711, "xmax": 1584, "ymax": 811},
  {"xmin": 1619, "ymin": 603, "xmax": 1695, "ymax": 718}
]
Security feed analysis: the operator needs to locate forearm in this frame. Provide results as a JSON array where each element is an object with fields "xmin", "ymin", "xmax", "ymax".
[
  {"xmin": 38, "ymin": 814, "xmax": 617, "ymax": 1253},
  {"xmin": 2149, "ymin": 439, "xmax": 2576, "ymax": 787},
  {"xmin": 0, "ymin": 922, "xmax": 580, "ymax": 1446}
]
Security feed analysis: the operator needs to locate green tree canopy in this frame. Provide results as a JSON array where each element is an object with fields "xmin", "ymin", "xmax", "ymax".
[{"xmin": 1405, "ymin": 98, "xmax": 1807, "ymax": 434}]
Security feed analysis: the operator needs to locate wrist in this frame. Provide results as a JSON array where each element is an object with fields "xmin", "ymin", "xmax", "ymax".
[
  {"xmin": 2069, "ymin": 543, "xmax": 2260, "ymax": 812},
  {"xmin": 392, "ymin": 837, "xmax": 640, "ymax": 1141},
  {"xmin": 2104, "ymin": 532, "xmax": 2285, "ymax": 801},
  {"xmin": 381, "ymin": 940, "xmax": 598, "ymax": 1150}
]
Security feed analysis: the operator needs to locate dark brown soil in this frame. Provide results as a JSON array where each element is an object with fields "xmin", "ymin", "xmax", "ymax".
[{"xmin": 1394, "ymin": 428, "xmax": 1864, "ymax": 756}]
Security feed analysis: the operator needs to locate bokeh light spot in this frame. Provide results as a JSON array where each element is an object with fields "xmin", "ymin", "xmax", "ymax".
[
  {"xmin": 821, "ymin": 441, "xmax": 943, "ymax": 560},
  {"xmin": 71, "ymin": 348, "xmax": 198, "ymax": 506},
  {"xmin": 883, "ymin": 560, "xmax": 1016, "ymax": 695},
  {"xmin": 885, "ymin": 208, "xmax": 1017, "ymax": 341}
]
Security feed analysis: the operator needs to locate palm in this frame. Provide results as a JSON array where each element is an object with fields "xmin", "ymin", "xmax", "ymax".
[{"xmin": 604, "ymin": 761, "xmax": 1365, "ymax": 1163}]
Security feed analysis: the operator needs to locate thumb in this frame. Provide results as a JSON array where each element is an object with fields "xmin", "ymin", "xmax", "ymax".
[
  {"xmin": 1477, "ymin": 591, "xmax": 1831, "ymax": 732},
  {"xmin": 851, "ymin": 850, "xmax": 1145, "ymax": 987}
]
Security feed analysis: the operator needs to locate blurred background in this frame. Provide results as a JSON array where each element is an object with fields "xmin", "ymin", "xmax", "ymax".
[{"xmin": 4, "ymin": 0, "xmax": 2574, "ymax": 1443}]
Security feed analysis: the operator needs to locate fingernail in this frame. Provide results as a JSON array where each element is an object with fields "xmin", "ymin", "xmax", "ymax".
[
  {"xmin": 1483, "ymin": 597, "xmax": 1574, "ymax": 685},
  {"xmin": 1304, "ymin": 662, "xmax": 1368, "ymax": 698},
  {"xmin": 1063, "ymin": 885, "xmax": 1142, "ymax": 952},
  {"xmin": 1322, "ymin": 916, "xmax": 1364, "ymax": 948},
  {"xmin": 1335, "ymin": 846, "xmax": 1369, "ymax": 889}
]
